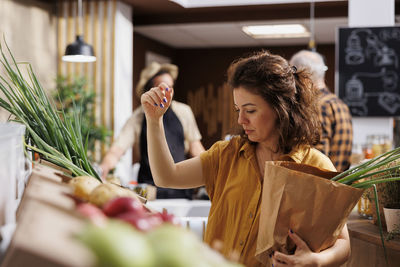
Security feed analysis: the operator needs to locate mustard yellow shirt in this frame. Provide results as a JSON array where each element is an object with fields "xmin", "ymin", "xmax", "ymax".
[{"xmin": 200, "ymin": 136, "xmax": 335, "ymax": 266}]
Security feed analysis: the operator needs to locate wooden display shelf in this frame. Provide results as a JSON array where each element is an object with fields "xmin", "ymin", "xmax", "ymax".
[
  {"xmin": 1, "ymin": 163, "xmax": 95, "ymax": 267},
  {"xmin": 343, "ymin": 210, "xmax": 400, "ymax": 267}
]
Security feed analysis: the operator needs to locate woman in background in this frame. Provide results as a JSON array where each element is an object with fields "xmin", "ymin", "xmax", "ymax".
[{"xmin": 100, "ymin": 62, "xmax": 204, "ymax": 199}]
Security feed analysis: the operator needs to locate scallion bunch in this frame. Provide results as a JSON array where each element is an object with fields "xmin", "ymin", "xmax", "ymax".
[
  {"xmin": 331, "ymin": 147, "xmax": 400, "ymax": 187},
  {"xmin": 0, "ymin": 41, "xmax": 100, "ymax": 181},
  {"xmin": 331, "ymin": 147, "xmax": 400, "ymax": 263}
]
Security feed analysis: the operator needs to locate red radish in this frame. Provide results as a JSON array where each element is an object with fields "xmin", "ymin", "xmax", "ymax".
[
  {"xmin": 103, "ymin": 197, "xmax": 145, "ymax": 217},
  {"xmin": 76, "ymin": 203, "xmax": 107, "ymax": 226},
  {"xmin": 159, "ymin": 210, "xmax": 180, "ymax": 225},
  {"xmin": 146, "ymin": 213, "xmax": 164, "ymax": 228},
  {"xmin": 116, "ymin": 212, "xmax": 163, "ymax": 232}
]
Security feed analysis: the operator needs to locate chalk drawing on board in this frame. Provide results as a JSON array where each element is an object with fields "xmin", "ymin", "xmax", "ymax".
[
  {"xmin": 379, "ymin": 28, "xmax": 400, "ymax": 42},
  {"xmin": 345, "ymin": 29, "xmax": 398, "ymax": 68},
  {"xmin": 339, "ymin": 26, "xmax": 400, "ymax": 116},
  {"xmin": 378, "ymin": 92, "xmax": 400, "ymax": 114},
  {"xmin": 344, "ymin": 68, "xmax": 399, "ymax": 116}
]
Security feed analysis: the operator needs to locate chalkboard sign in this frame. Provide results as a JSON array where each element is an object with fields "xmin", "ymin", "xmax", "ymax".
[{"xmin": 337, "ymin": 26, "xmax": 400, "ymax": 117}]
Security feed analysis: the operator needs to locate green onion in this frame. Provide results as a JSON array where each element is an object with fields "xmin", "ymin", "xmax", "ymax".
[
  {"xmin": 331, "ymin": 148, "xmax": 400, "ymax": 264},
  {"xmin": 0, "ymin": 39, "xmax": 101, "ymax": 181},
  {"xmin": 331, "ymin": 147, "xmax": 400, "ymax": 187}
]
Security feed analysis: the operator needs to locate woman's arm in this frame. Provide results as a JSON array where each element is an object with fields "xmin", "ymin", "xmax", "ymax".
[
  {"xmin": 189, "ymin": 140, "xmax": 205, "ymax": 157},
  {"xmin": 314, "ymin": 225, "xmax": 350, "ymax": 266},
  {"xmin": 272, "ymin": 225, "xmax": 350, "ymax": 267},
  {"xmin": 99, "ymin": 145, "xmax": 125, "ymax": 180},
  {"xmin": 141, "ymin": 83, "xmax": 205, "ymax": 189}
]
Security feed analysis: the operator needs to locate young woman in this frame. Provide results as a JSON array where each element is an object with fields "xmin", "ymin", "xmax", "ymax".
[{"xmin": 141, "ymin": 51, "xmax": 350, "ymax": 266}]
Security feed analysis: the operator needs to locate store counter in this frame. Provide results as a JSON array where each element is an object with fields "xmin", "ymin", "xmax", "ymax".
[{"xmin": 344, "ymin": 210, "xmax": 400, "ymax": 267}]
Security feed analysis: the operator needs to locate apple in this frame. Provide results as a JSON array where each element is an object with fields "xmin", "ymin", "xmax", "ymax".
[
  {"xmin": 116, "ymin": 212, "xmax": 163, "ymax": 232},
  {"xmin": 102, "ymin": 196, "xmax": 145, "ymax": 217},
  {"xmin": 159, "ymin": 209, "xmax": 180, "ymax": 225},
  {"xmin": 78, "ymin": 220, "xmax": 155, "ymax": 267},
  {"xmin": 76, "ymin": 203, "xmax": 107, "ymax": 226}
]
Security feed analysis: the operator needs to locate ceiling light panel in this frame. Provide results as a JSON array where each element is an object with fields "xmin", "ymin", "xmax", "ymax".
[
  {"xmin": 170, "ymin": 0, "xmax": 346, "ymax": 8},
  {"xmin": 242, "ymin": 24, "xmax": 310, "ymax": 39}
]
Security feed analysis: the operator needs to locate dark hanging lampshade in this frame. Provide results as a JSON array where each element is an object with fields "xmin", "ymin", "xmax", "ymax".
[{"xmin": 62, "ymin": 35, "xmax": 96, "ymax": 63}]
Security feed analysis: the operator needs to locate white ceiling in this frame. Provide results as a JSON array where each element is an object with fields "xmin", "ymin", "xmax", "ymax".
[{"xmin": 134, "ymin": 17, "xmax": 349, "ymax": 48}]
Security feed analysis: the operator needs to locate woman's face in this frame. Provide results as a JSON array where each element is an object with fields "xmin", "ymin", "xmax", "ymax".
[
  {"xmin": 233, "ymin": 87, "xmax": 278, "ymax": 144},
  {"xmin": 152, "ymin": 73, "xmax": 174, "ymax": 89}
]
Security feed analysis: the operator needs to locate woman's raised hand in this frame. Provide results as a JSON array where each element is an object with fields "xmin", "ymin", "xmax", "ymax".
[{"xmin": 141, "ymin": 82, "xmax": 173, "ymax": 121}]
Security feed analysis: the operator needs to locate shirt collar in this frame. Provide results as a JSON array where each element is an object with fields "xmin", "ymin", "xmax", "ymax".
[
  {"xmin": 279, "ymin": 145, "xmax": 310, "ymax": 163},
  {"xmin": 238, "ymin": 137, "xmax": 310, "ymax": 163},
  {"xmin": 238, "ymin": 138, "xmax": 255, "ymax": 160},
  {"xmin": 319, "ymin": 87, "xmax": 331, "ymax": 96}
]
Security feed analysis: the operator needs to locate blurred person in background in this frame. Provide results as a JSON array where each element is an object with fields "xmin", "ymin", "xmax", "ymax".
[
  {"xmin": 100, "ymin": 62, "xmax": 205, "ymax": 199},
  {"xmin": 141, "ymin": 50, "xmax": 350, "ymax": 266},
  {"xmin": 290, "ymin": 50, "xmax": 353, "ymax": 172}
]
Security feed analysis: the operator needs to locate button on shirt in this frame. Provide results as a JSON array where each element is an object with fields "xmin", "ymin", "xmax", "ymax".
[{"xmin": 200, "ymin": 136, "xmax": 335, "ymax": 266}]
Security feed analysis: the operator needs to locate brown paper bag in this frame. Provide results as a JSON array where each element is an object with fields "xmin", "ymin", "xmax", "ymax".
[{"xmin": 255, "ymin": 161, "xmax": 363, "ymax": 263}]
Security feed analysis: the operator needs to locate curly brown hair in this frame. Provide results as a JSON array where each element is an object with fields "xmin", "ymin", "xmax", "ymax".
[{"xmin": 227, "ymin": 50, "xmax": 320, "ymax": 153}]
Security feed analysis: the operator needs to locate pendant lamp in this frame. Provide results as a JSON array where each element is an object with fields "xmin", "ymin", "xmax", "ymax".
[{"xmin": 62, "ymin": 0, "xmax": 96, "ymax": 62}]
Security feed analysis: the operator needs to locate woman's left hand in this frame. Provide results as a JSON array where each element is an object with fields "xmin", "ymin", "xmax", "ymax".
[{"xmin": 271, "ymin": 230, "xmax": 320, "ymax": 267}]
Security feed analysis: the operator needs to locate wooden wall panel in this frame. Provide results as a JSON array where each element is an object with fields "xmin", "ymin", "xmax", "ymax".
[{"xmin": 57, "ymin": 0, "xmax": 116, "ymax": 161}]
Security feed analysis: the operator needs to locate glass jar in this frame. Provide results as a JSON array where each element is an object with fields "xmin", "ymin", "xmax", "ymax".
[
  {"xmin": 381, "ymin": 135, "xmax": 392, "ymax": 154},
  {"xmin": 362, "ymin": 135, "xmax": 374, "ymax": 159},
  {"xmin": 357, "ymin": 190, "xmax": 372, "ymax": 219},
  {"xmin": 371, "ymin": 134, "xmax": 383, "ymax": 158}
]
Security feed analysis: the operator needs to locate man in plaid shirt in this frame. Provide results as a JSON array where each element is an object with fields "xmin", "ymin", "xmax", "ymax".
[{"xmin": 290, "ymin": 50, "xmax": 353, "ymax": 171}]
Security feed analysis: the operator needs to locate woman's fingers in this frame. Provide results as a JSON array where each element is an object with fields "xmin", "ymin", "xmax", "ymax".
[
  {"xmin": 141, "ymin": 90, "xmax": 159, "ymax": 107},
  {"xmin": 141, "ymin": 83, "xmax": 174, "ymax": 121},
  {"xmin": 141, "ymin": 87, "xmax": 165, "ymax": 107},
  {"xmin": 143, "ymin": 82, "xmax": 173, "ymax": 108},
  {"xmin": 271, "ymin": 230, "xmax": 316, "ymax": 267},
  {"xmin": 272, "ymin": 251, "xmax": 293, "ymax": 266},
  {"xmin": 149, "ymin": 87, "xmax": 165, "ymax": 107},
  {"xmin": 288, "ymin": 229, "xmax": 308, "ymax": 250},
  {"xmin": 158, "ymin": 82, "xmax": 174, "ymax": 102}
]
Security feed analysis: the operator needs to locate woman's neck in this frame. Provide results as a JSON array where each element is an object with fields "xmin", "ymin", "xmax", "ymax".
[
  {"xmin": 256, "ymin": 143, "xmax": 281, "ymax": 161},
  {"xmin": 257, "ymin": 135, "xmax": 280, "ymax": 154},
  {"xmin": 255, "ymin": 143, "xmax": 282, "ymax": 176}
]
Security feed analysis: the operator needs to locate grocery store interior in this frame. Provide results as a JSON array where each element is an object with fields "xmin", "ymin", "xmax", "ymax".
[{"xmin": 0, "ymin": 0, "xmax": 400, "ymax": 266}]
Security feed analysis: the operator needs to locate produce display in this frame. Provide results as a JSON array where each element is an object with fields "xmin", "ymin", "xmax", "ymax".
[
  {"xmin": 88, "ymin": 183, "xmax": 141, "ymax": 207},
  {"xmin": 67, "ymin": 175, "xmax": 241, "ymax": 266},
  {"xmin": 75, "ymin": 196, "xmax": 243, "ymax": 267},
  {"xmin": 69, "ymin": 176, "xmax": 102, "ymax": 201},
  {"xmin": 78, "ymin": 221, "xmax": 155, "ymax": 267}
]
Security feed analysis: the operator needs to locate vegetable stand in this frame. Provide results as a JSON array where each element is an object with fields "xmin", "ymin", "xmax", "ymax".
[{"xmin": 344, "ymin": 210, "xmax": 400, "ymax": 267}]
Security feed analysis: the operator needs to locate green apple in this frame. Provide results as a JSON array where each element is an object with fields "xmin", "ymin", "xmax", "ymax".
[{"xmin": 78, "ymin": 220, "xmax": 155, "ymax": 267}]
